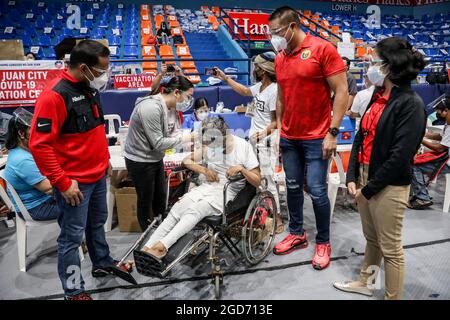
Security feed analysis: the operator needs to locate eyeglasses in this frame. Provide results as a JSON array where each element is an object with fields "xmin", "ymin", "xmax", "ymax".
[
  {"xmin": 368, "ymin": 56, "xmax": 384, "ymax": 66},
  {"xmin": 90, "ymin": 66, "xmax": 112, "ymax": 76}
]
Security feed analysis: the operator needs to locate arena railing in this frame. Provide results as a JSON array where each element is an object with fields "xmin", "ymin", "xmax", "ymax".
[{"xmin": 218, "ymin": 8, "xmax": 252, "ymax": 56}]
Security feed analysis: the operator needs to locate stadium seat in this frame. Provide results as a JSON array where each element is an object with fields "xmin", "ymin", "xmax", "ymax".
[
  {"xmin": 123, "ymin": 46, "xmax": 139, "ymax": 58},
  {"xmin": 176, "ymin": 45, "xmax": 191, "ymax": 57},
  {"xmin": 142, "ymin": 61, "xmax": 158, "ymax": 71},
  {"xmin": 154, "ymin": 15, "xmax": 165, "ymax": 28},
  {"xmin": 159, "ymin": 45, "xmax": 174, "ymax": 58},
  {"xmin": 142, "ymin": 45, "xmax": 156, "ymax": 58}
]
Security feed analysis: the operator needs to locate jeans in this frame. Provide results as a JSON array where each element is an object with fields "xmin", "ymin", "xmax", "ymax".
[
  {"xmin": 411, "ymin": 163, "xmax": 450, "ymax": 201},
  {"xmin": 26, "ymin": 198, "xmax": 60, "ymax": 221},
  {"xmin": 280, "ymin": 137, "xmax": 330, "ymax": 244},
  {"xmin": 125, "ymin": 158, "xmax": 167, "ymax": 230},
  {"xmin": 55, "ymin": 175, "xmax": 114, "ymax": 296}
]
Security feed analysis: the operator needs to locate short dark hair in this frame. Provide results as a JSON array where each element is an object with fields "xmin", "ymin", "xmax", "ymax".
[
  {"xmin": 163, "ymin": 76, "xmax": 194, "ymax": 94},
  {"xmin": 25, "ymin": 52, "xmax": 37, "ymax": 59},
  {"xmin": 194, "ymin": 97, "xmax": 209, "ymax": 110},
  {"xmin": 435, "ymin": 96, "xmax": 450, "ymax": 111},
  {"xmin": 376, "ymin": 37, "xmax": 426, "ymax": 85},
  {"xmin": 5, "ymin": 117, "xmax": 28, "ymax": 150},
  {"xmin": 269, "ymin": 6, "xmax": 300, "ymax": 26},
  {"xmin": 69, "ymin": 40, "xmax": 110, "ymax": 68}
]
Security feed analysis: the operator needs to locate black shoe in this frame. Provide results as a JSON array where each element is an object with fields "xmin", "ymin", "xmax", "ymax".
[
  {"xmin": 408, "ymin": 199, "xmax": 433, "ymax": 210},
  {"xmin": 92, "ymin": 260, "xmax": 137, "ymax": 285}
]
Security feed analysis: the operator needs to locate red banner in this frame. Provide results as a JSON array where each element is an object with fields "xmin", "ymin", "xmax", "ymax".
[
  {"xmin": 316, "ymin": 0, "xmax": 449, "ymax": 6},
  {"xmin": 114, "ymin": 73, "xmax": 156, "ymax": 90},
  {"xmin": 227, "ymin": 12, "xmax": 270, "ymax": 41},
  {"xmin": 0, "ymin": 60, "xmax": 65, "ymax": 108}
]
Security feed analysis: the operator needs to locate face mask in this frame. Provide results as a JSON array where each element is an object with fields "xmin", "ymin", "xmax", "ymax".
[
  {"xmin": 252, "ymin": 69, "xmax": 264, "ymax": 83},
  {"xmin": 176, "ymin": 93, "xmax": 194, "ymax": 112},
  {"xmin": 85, "ymin": 66, "xmax": 109, "ymax": 91},
  {"xmin": 197, "ymin": 111, "xmax": 209, "ymax": 121},
  {"xmin": 366, "ymin": 65, "xmax": 386, "ymax": 87},
  {"xmin": 270, "ymin": 25, "xmax": 294, "ymax": 52}
]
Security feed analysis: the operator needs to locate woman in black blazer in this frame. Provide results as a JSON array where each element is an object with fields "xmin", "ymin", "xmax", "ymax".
[{"xmin": 333, "ymin": 37, "xmax": 427, "ymax": 300}]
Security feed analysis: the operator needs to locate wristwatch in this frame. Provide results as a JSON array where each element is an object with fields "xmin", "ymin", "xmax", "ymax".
[{"xmin": 328, "ymin": 127, "xmax": 340, "ymax": 137}]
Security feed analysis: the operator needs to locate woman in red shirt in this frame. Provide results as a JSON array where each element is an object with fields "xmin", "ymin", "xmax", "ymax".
[{"xmin": 333, "ymin": 37, "xmax": 427, "ymax": 300}]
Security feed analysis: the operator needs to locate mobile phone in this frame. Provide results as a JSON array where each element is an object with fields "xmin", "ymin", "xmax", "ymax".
[
  {"xmin": 205, "ymin": 67, "xmax": 217, "ymax": 76},
  {"xmin": 166, "ymin": 64, "xmax": 176, "ymax": 73}
]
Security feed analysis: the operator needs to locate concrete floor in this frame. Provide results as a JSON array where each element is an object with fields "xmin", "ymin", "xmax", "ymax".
[{"xmin": 1, "ymin": 179, "xmax": 450, "ymax": 300}]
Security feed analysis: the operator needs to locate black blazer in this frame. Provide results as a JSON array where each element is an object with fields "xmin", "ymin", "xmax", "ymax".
[{"xmin": 346, "ymin": 84, "xmax": 427, "ymax": 200}]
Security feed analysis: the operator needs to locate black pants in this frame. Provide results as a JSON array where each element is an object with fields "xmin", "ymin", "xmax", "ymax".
[{"xmin": 125, "ymin": 158, "xmax": 167, "ymax": 230}]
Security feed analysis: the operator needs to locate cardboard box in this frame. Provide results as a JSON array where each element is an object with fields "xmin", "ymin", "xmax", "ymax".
[
  {"xmin": 234, "ymin": 105, "xmax": 247, "ymax": 113},
  {"xmin": 115, "ymin": 187, "xmax": 141, "ymax": 233}
]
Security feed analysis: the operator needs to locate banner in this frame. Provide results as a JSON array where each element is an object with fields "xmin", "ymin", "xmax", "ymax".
[
  {"xmin": 113, "ymin": 73, "xmax": 157, "ymax": 90},
  {"xmin": 316, "ymin": 0, "xmax": 450, "ymax": 6},
  {"xmin": 227, "ymin": 12, "xmax": 270, "ymax": 41},
  {"xmin": 0, "ymin": 60, "xmax": 64, "ymax": 108}
]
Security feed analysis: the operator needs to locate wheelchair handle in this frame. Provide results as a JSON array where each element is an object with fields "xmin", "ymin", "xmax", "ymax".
[{"xmin": 226, "ymin": 172, "xmax": 245, "ymax": 182}]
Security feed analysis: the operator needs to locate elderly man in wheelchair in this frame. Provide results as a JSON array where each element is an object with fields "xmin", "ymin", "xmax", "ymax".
[{"xmin": 131, "ymin": 117, "xmax": 278, "ymax": 298}]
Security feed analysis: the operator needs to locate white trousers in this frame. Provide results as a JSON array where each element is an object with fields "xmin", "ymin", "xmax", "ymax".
[{"xmin": 144, "ymin": 196, "xmax": 220, "ymax": 250}]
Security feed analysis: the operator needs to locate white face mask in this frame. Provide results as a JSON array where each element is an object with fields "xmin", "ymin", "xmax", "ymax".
[
  {"xmin": 176, "ymin": 93, "xmax": 194, "ymax": 112},
  {"xmin": 270, "ymin": 25, "xmax": 294, "ymax": 52},
  {"xmin": 85, "ymin": 67, "xmax": 109, "ymax": 91},
  {"xmin": 366, "ymin": 65, "xmax": 386, "ymax": 87},
  {"xmin": 197, "ymin": 111, "xmax": 209, "ymax": 121}
]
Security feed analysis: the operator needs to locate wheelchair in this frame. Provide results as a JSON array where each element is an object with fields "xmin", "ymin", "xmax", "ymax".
[{"xmin": 123, "ymin": 167, "xmax": 278, "ymax": 299}]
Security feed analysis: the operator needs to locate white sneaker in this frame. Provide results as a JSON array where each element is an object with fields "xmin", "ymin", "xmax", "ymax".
[{"xmin": 333, "ymin": 280, "xmax": 374, "ymax": 297}]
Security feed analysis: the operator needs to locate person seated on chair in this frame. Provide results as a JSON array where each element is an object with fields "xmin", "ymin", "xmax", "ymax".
[
  {"xmin": 182, "ymin": 97, "xmax": 210, "ymax": 131},
  {"xmin": 409, "ymin": 96, "xmax": 450, "ymax": 210},
  {"xmin": 3, "ymin": 108, "xmax": 60, "ymax": 221},
  {"xmin": 142, "ymin": 117, "xmax": 261, "ymax": 259},
  {"xmin": 157, "ymin": 21, "xmax": 172, "ymax": 45}
]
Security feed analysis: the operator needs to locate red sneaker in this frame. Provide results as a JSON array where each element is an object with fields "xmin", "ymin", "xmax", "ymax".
[
  {"xmin": 64, "ymin": 293, "xmax": 93, "ymax": 300},
  {"xmin": 273, "ymin": 233, "xmax": 308, "ymax": 255},
  {"xmin": 312, "ymin": 243, "xmax": 331, "ymax": 270}
]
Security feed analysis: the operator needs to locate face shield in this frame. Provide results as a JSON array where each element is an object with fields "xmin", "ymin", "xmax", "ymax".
[
  {"xmin": 13, "ymin": 107, "xmax": 34, "ymax": 127},
  {"xmin": 250, "ymin": 52, "xmax": 276, "ymax": 84}
]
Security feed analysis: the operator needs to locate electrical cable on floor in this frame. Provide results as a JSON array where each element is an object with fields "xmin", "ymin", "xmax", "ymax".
[{"xmin": 23, "ymin": 237, "xmax": 450, "ymax": 300}]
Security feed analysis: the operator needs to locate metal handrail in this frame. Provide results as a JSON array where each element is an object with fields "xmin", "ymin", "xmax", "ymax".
[{"xmin": 218, "ymin": 7, "xmax": 251, "ymax": 56}]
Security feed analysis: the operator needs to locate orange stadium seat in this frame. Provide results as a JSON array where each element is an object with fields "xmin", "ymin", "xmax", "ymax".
[
  {"xmin": 142, "ymin": 45, "xmax": 156, "ymax": 58},
  {"xmin": 180, "ymin": 58, "xmax": 196, "ymax": 70},
  {"xmin": 183, "ymin": 68, "xmax": 199, "ymax": 75},
  {"xmin": 331, "ymin": 25, "xmax": 340, "ymax": 35},
  {"xmin": 303, "ymin": 10, "xmax": 312, "ymax": 17},
  {"xmin": 186, "ymin": 75, "xmax": 201, "ymax": 84},
  {"xmin": 142, "ymin": 62, "xmax": 158, "ymax": 72},
  {"xmin": 212, "ymin": 6, "xmax": 220, "ymax": 15},
  {"xmin": 171, "ymin": 27, "xmax": 183, "ymax": 36},
  {"xmin": 167, "ymin": 15, "xmax": 177, "ymax": 22},
  {"xmin": 208, "ymin": 16, "xmax": 218, "ymax": 25},
  {"xmin": 160, "ymin": 45, "xmax": 174, "ymax": 58},
  {"xmin": 154, "ymin": 15, "xmax": 165, "ymax": 27},
  {"xmin": 176, "ymin": 45, "xmax": 191, "ymax": 57},
  {"xmin": 356, "ymin": 46, "xmax": 368, "ymax": 58},
  {"xmin": 201, "ymin": 6, "xmax": 209, "ymax": 12},
  {"xmin": 169, "ymin": 20, "xmax": 180, "ymax": 28}
]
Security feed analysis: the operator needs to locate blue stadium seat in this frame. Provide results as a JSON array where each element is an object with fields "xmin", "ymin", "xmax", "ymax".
[
  {"xmin": 123, "ymin": 46, "xmax": 139, "ymax": 58},
  {"xmin": 108, "ymin": 36, "xmax": 122, "ymax": 46},
  {"xmin": 37, "ymin": 34, "xmax": 51, "ymax": 46}
]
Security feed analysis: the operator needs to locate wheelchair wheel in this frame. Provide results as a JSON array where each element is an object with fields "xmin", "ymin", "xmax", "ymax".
[{"xmin": 241, "ymin": 191, "xmax": 277, "ymax": 265}]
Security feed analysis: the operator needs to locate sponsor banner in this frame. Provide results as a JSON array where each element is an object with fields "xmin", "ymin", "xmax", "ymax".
[
  {"xmin": 0, "ymin": 60, "xmax": 64, "ymax": 108},
  {"xmin": 114, "ymin": 72, "xmax": 157, "ymax": 90},
  {"xmin": 227, "ymin": 12, "xmax": 270, "ymax": 41},
  {"xmin": 317, "ymin": 0, "xmax": 449, "ymax": 6}
]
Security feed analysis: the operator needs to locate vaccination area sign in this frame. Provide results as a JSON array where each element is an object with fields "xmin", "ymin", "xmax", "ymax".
[
  {"xmin": 0, "ymin": 60, "xmax": 64, "ymax": 108},
  {"xmin": 113, "ymin": 72, "xmax": 156, "ymax": 90}
]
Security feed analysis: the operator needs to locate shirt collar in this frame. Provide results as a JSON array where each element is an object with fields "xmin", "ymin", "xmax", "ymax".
[{"xmin": 62, "ymin": 70, "xmax": 81, "ymax": 83}]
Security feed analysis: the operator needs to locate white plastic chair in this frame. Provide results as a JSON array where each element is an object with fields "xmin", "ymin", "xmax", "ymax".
[
  {"xmin": 0, "ymin": 170, "xmax": 84, "ymax": 272},
  {"xmin": 104, "ymin": 114, "xmax": 122, "ymax": 139},
  {"xmin": 328, "ymin": 153, "xmax": 347, "ymax": 219}
]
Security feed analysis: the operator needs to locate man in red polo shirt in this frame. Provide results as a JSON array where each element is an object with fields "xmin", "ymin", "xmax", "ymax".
[
  {"xmin": 269, "ymin": 7, "xmax": 349, "ymax": 270},
  {"xmin": 30, "ymin": 40, "xmax": 134, "ymax": 300}
]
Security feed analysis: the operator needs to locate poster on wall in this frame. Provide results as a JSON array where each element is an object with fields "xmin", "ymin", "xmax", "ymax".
[
  {"xmin": 114, "ymin": 72, "xmax": 157, "ymax": 90},
  {"xmin": 227, "ymin": 12, "xmax": 270, "ymax": 41},
  {"xmin": 0, "ymin": 60, "xmax": 65, "ymax": 108}
]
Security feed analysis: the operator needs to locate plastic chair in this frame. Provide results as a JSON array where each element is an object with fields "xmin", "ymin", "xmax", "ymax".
[
  {"xmin": 104, "ymin": 114, "xmax": 122, "ymax": 139},
  {"xmin": 0, "ymin": 171, "xmax": 84, "ymax": 272},
  {"xmin": 328, "ymin": 154, "xmax": 347, "ymax": 219},
  {"xmin": 159, "ymin": 45, "xmax": 174, "ymax": 58},
  {"xmin": 142, "ymin": 45, "xmax": 156, "ymax": 58},
  {"xmin": 176, "ymin": 45, "xmax": 191, "ymax": 57}
]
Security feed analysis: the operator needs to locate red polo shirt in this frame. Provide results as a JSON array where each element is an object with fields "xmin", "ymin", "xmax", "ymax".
[
  {"xmin": 359, "ymin": 89, "xmax": 390, "ymax": 165},
  {"xmin": 275, "ymin": 34, "xmax": 346, "ymax": 140}
]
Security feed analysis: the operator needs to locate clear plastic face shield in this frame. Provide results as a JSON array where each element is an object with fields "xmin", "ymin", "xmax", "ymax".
[
  {"xmin": 13, "ymin": 107, "xmax": 34, "ymax": 127},
  {"xmin": 250, "ymin": 52, "xmax": 276, "ymax": 85}
]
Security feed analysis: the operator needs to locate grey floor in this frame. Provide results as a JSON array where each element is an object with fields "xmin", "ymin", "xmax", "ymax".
[{"xmin": 1, "ymin": 179, "xmax": 450, "ymax": 300}]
